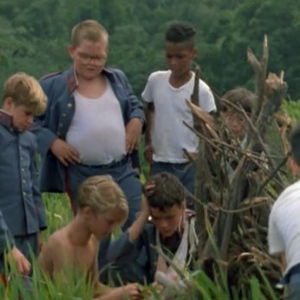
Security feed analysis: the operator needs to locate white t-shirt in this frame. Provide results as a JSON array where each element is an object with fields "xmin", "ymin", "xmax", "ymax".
[
  {"xmin": 142, "ymin": 70, "xmax": 216, "ymax": 163},
  {"xmin": 268, "ymin": 180, "xmax": 300, "ymax": 275},
  {"xmin": 66, "ymin": 81, "xmax": 126, "ymax": 165}
]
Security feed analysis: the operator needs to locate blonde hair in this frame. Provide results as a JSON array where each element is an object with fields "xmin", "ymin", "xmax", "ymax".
[
  {"xmin": 78, "ymin": 175, "xmax": 128, "ymax": 225},
  {"xmin": 71, "ymin": 20, "xmax": 108, "ymax": 48},
  {"xmin": 2, "ymin": 72, "xmax": 47, "ymax": 116}
]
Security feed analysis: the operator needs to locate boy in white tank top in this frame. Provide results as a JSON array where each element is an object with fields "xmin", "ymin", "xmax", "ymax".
[{"xmin": 142, "ymin": 22, "xmax": 216, "ymax": 208}]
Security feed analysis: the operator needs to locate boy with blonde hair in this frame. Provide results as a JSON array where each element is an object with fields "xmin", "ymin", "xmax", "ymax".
[
  {"xmin": 33, "ymin": 19, "xmax": 144, "ymax": 229},
  {"xmin": 38, "ymin": 175, "xmax": 142, "ymax": 300},
  {"xmin": 0, "ymin": 73, "xmax": 47, "ymax": 284}
]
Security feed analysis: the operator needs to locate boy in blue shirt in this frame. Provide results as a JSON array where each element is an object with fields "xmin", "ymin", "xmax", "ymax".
[{"xmin": 0, "ymin": 72, "xmax": 47, "ymax": 286}]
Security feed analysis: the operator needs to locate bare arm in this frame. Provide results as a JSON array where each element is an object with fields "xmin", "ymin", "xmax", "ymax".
[
  {"xmin": 145, "ymin": 102, "xmax": 154, "ymax": 145},
  {"xmin": 90, "ymin": 250, "xmax": 112, "ymax": 298},
  {"xmin": 280, "ymin": 252, "xmax": 287, "ymax": 273},
  {"xmin": 94, "ymin": 284, "xmax": 142, "ymax": 300},
  {"xmin": 128, "ymin": 194, "xmax": 149, "ymax": 242},
  {"xmin": 38, "ymin": 239, "xmax": 54, "ymax": 278}
]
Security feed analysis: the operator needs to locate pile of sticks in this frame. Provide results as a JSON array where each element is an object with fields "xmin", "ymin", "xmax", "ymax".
[{"xmin": 185, "ymin": 35, "xmax": 292, "ymax": 297}]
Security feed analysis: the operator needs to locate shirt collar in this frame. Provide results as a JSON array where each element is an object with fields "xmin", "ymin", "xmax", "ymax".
[{"xmin": 65, "ymin": 65, "xmax": 114, "ymax": 92}]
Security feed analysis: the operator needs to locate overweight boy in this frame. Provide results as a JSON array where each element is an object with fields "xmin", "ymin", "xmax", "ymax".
[
  {"xmin": 0, "ymin": 72, "xmax": 47, "ymax": 285},
  {"xmin": 38, "ymin": 175, "xmax": 142, "ymax": 300},
  {"xmin": 33, "ymin": 20, "xmax": 144, "ymax": 230},
  {"xmin": 268, "ymin": 122, "xmax": 300, "ymax": 300}
]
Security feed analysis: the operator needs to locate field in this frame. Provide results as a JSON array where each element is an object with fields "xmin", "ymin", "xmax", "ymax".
[
  {"xmin": 3, "ymin": 100, "xmax": 300, "ymax": 299},
  {"xmin": 1, "ymin": 192, "xmax": 283, "ymax": 300}
]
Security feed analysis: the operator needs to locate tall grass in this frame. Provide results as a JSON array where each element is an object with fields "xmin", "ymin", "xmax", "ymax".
[{"xmin": 0, "ymin": 193, "xmax": 283, "ymax": 299}]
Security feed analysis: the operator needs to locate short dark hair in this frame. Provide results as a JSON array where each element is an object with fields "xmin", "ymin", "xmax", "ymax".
[
  {"xmin": 165, "ymin": 22, "xmax": 196, "ymax": 45},
  {"xmin": 222, "ymin": 87, "xmax": 256, "ymax": 114},
  {"xmin": 289, "ymin": 122, "xmax": 300, "ymax": 166},
  {"xmin": 143, "ymin": 172, "xmax": 185, "ymax": 211}
]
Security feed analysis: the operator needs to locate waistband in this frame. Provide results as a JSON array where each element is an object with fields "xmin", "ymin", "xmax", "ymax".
[{"xmin": 78, "ymin": 156, "xmax": 128, "ymax": 170}]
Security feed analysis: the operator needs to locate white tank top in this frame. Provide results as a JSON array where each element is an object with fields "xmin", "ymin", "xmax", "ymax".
[{"xmin": 66, "ymin": 80, "xmax": 126, "ymax": 165}]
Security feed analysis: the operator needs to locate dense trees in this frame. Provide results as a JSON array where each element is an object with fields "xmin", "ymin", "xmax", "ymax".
[{"xmin": 0, "ymin": 0, "xmax": 299, "ymax": 99}]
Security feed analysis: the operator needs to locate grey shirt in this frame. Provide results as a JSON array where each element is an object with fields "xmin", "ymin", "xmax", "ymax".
[{"xmin": 0, "ymin": 114, "xmax": 47, "ymax": 237}]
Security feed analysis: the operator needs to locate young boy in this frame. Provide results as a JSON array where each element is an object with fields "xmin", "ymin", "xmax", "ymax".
[
  {"xmin": 142, "ymin": 22, "xmax": 216, "ymax": 202},
  {"xmin": 221, "ymin": 87, "xmax": 256, "ymax": 149},
  {"xmin": 32, "ymin": 20, "xmax": 144, "ymax": 231},
  {"xmin": 38, "ymin": 175, "xmax": 142, "ymax": 300},
  {"xmin": 0, "ymin": 73, "xmax": 47, "ymax": 284},
  {"xmin": 268, "ymin": 122, "xmax": 300, "ymax": 300},
  {"xmin": 104, "ymin": 172, "xmax": 198, "ymax": 286}
]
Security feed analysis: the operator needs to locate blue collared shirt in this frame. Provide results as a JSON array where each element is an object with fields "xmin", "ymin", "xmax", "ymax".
[
  {"xmin": 32, "ymin": 66, "xmax": 145, "ymax": 193},
  {"xmin": 0, "ymin": 123, "xmax": 47, "ymax": 237}
]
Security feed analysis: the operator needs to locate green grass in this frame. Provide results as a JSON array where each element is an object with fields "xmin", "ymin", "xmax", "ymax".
[
  {"xmin": 1, "ymin": 124, "xmax": 292, "ymax": 299},
  {"xmin": 0, "ymin": 191, "xmax": 283, "ymax": 300}
]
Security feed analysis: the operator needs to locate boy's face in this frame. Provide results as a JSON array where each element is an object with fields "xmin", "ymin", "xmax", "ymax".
[
  {"xmin": 68, "ymin": 39, "xmax": 107, "ymax": 80},
  {"xmin": 86, "ymin": 207, "xmax": 124, "ymax": 240},
  {"xmin": 3, "ymin": 98, "xmax": 34, "ymax": 132},
  {"xmin": 224, "ymin": 110, "xmax": 248, "ymax": 140},
  {"xmin": 164, "ymin": 42, "xmax": 196, "ymax": 78},
  {"xmin": 150, "ymin": 203, "xmax": 185, "ymax": 238}
]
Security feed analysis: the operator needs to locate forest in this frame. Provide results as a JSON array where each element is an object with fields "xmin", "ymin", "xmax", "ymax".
[{"xmin": 0, "ymin": 0, "xmax": 300, "ymax": 101}]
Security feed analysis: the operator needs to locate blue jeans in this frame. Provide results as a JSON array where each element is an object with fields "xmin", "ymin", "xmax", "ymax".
[
  {"xmin": 151, "ymin": 161, "xmax": 196, "ymax": 209},
  {"xmin": 67, "ymin": 157, "xmax": 142, "ymax": 230},
  {"xmin": 287, "ymin": 273, "xmax": 300, "ymax": 300},
  {"xmin": 280, "ymin": 264, "xmax": 300, "ymax": 300}
]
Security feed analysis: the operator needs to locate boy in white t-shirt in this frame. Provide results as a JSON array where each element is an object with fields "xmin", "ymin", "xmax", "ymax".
[
  {"xmin": 142, "ymin": 22, "xmax": 216, "ymax": 207},
  {"xmin": 268, "ymin": 122, "xmax": 300, "ymax": 299}
]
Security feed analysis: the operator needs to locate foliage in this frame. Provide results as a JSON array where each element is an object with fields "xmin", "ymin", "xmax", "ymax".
[
  {"xmin": 1, "ymin": 0, "xmax": 300, "ymax": 99},
  {"xmin": 0, "ymin": 193, "xmax": 284, "ymax": 299}
]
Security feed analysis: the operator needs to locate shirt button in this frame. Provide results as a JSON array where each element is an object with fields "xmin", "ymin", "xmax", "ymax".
[
  {"xmin": 62, "ymin": 113, "xmax": 66, "ymax": 117},
  {"xmin": 67, "ymin": 103, "xmax": 72, "ymax": 108},
  {"xmin": 22, "ymin": 179, "xmax": 26, "ymax": 184},
  {"xmin": 23, "ymin": 192, "xmax": 26, "ymax": 196},
  {"xmin": 21, "ymin": 168, "xmax": 25, "ymax": 172},
  {"xmin": 59, "ymin": 123, "xmax": 63, "ymax": 127}
]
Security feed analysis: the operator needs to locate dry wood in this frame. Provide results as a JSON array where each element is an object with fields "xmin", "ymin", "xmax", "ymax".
[{"xmin": 180, "ymin": 35, "xmax": 290, "ymax": 298}]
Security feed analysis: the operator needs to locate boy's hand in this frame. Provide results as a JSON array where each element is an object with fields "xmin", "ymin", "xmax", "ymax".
[
  {"xmin": 107, "ymin": 284, "xmax": 142, "ymax": 300},
  {"xmin": 122, "ymin": 283, "xmax": 143, "ymax": 300},
  {"xmin": 50, "ymin": 139, "xmax": 80, "ymax": 166},
  {"xmin": 144, "ymin": 143, "xmax": 154, "ymax": 164},
  {"xmin": 7, "ymin": 246, "xmax": 31, "ymax": 276},
  {"xmin": 140, "ymin": 182, "xmax": 155, "ymax": 220},
  {"xmin": 125, "ymin": 118, "xmax": 142, "ymax": 154}
]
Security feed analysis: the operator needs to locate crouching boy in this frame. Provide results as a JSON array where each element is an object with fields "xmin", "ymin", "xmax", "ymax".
[
  {"xmin": 38, "ymin": 175, "xmax": 142, "ymax": 300},
  {"xmin": 104, "ymin": 172, "xmax": 198, "ymax": 286}
]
